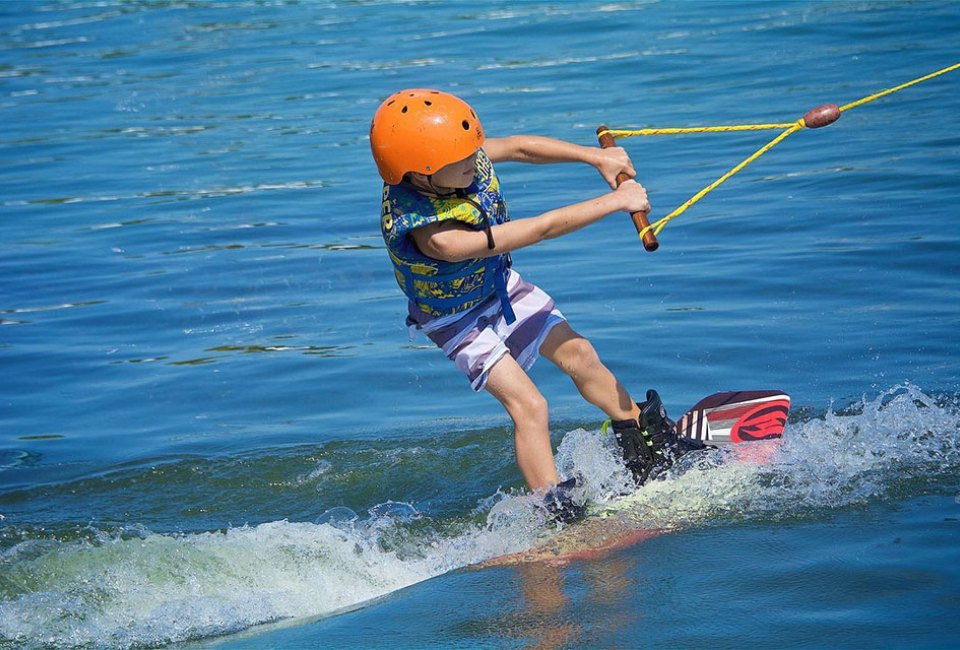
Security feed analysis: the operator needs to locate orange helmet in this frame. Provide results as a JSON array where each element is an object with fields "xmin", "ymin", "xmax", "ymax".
[{"xmin": 370, "ymin": 89, "xmax": 485, "ymax": 184}]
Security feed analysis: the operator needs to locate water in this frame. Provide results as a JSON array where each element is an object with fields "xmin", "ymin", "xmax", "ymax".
[{"xmin": 1, "ymin": 1, "xmax": 959, "ymax": 647}]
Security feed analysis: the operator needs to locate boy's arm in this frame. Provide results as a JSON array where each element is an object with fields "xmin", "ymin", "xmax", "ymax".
[
  {"xmin": 485, "ymin": 135, "xmax": 635, "ymax": 189},
  {"xmin": 410, "ymin": 180, "xmax": 649, "ymax": 263}
]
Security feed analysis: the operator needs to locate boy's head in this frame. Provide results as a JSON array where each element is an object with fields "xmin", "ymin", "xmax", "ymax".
[{"xmin": 370, "ymin": 89, "xmax": 485, "ymax": 185}]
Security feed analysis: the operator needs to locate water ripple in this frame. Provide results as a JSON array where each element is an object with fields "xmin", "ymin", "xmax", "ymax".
[{"xmin": 4, "ymin": 180, "xmax": 325, "ymax": 207}]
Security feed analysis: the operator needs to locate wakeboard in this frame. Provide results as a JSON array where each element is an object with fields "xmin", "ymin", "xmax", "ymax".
[{"xmin": 478, "ymin": 390, "xmax": 790, "ymax": 567}]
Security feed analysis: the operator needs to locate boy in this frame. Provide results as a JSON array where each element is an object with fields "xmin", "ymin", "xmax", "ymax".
[{"xmin": 371, "ymin": 89, "xmax": 703, "ymax": 520}]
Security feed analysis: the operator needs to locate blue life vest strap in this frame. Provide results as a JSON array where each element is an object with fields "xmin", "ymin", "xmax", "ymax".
[{"xmin": 493, "ymin": 263, "xmax": 515, "ymax": 324}]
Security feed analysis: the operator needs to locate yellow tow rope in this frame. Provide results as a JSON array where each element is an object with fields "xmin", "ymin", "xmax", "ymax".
[{"xmin": 599, "ymin": 62, "xmax": 960, "ymax": 242}]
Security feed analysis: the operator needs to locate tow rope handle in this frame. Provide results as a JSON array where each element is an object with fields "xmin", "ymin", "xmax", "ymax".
[{"xmin": 597, "ymin": 124, "xmax": 659, "ymax": 252}]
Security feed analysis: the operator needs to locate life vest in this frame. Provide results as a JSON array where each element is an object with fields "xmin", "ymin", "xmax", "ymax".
[{"xmin": 381, "ymin": 149, "xmax": 515, "ymax": 323}]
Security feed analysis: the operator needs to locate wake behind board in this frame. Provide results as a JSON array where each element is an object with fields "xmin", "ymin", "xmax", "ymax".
[{"xmin": 478, "ymin": 390, "xmax": 790, "ymax": 568}]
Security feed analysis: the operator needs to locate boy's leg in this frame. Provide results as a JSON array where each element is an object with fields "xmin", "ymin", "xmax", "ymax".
[
  {"xmin": 539, "ymin": 322, "xmax": 641, "ymax": 422},
  {"xmin": 541, "ymin": 323, "xmax": 707, "ymax": 485},
  {"xmin": 484, "ymin": 353, "xmax": 560, "ymax": 491}
]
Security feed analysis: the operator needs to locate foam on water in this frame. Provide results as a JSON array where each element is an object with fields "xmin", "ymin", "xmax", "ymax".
[
  {"xmin": 1, "ymin": 385, "xmax": 958, "ymax": 648},
  {"xmin": 1, "ymin": 517, "xmax": 526, "ymax": 647},
  {"xmin": 0, "ymin": 493, "xmax": 545, "ymax": 648}
]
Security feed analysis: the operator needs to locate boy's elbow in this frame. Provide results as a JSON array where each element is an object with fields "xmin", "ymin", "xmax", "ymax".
[
  {"xmin": 538, "ymin": 217, "xmax": 562, "ymax": 242},
  {"xmin": 425, "ymin": 238, "xmax": 469, "ymax": 263}
]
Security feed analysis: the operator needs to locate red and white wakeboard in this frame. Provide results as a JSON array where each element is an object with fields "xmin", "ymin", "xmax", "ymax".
[{"xmin": 674, "ymin": 390, "xmax": 790, "ymax": 445}]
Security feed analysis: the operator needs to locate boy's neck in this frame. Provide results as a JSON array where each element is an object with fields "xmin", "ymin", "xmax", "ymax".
[{"xmin": 405, "ymin": 175, "xmax": 458, "ymax": 198}]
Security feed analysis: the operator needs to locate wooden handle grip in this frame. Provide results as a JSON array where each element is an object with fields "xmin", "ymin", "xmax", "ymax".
[{"xmin": 596, "ymin": 125, "xmax": 658, "ymax": 252}]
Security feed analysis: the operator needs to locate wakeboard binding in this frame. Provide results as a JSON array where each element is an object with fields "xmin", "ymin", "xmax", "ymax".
[
  {"xmin": 612, "ymin": 389, "xmax": 710, "ymax": 486},
  {"xmin": 541, "ymin": 475, "xmax": 586, "ymax": 526}
]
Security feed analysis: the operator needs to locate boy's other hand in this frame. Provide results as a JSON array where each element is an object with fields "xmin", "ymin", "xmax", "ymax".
[
  {"xmin": 596, "ymin": 146, "xmax": 636, "ymax": 189},
  {"xmin": 614, "ymin": 179, "xmax": 650, "ymax": 214}
]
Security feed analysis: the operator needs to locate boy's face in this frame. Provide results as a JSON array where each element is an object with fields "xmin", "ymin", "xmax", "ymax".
[{"xmin": 411, "ymin": 151, "xmax": 477, "ymax": 192}]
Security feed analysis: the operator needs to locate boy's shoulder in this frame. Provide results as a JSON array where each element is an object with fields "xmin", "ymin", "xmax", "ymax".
[
  {"xmin": 384, "ymin": 186, "xmax": 479, "ymax": 236},
  {"xmin": 381, "ymin": 148, "xmax": 503, "ymax": 238}
]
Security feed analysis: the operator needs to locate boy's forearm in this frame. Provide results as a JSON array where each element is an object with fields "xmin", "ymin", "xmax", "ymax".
[
  {"xmin": 529, "ymin": 191, "xmax": 626, "ymax": 239},
  {"xmin": 489, "ymin": 135, "xmax": 602, "ymax": 166},
  {"xmin": 415, "ymin": 184, "xmax": 644, "ymax": 263},
  {"xmin": 491, "ymin": 190, "xmax": 625, "ymax": 251}
]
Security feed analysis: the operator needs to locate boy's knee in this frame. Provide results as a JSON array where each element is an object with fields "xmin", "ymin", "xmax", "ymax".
[
  {"xmin": 523, "ymin": 391, "xmax": 549, "ymax": 419},
  {"xmin": 509, "ymin": 390, "xmax": 548, "ymax": 423},
  {"xmin": 565, "ymin": 336, "xmax": 601, "ymax": 373}
]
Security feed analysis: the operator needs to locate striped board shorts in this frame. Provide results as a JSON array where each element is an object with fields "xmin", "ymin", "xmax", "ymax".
[{"xmin": 407, "ymin": 270, "xmax": 567, "ymax": 392}]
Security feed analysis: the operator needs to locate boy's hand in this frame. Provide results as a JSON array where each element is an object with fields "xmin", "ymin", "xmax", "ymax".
[
  {"xmin": 614, "ymin": 179, "xmax": 650, "ymax": 214},
  {"xmin": 596, "ymin": 146, "xmax": 637, "ymax": 189}
]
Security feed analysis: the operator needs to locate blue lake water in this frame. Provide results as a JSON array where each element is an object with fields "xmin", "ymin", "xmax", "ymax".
[{"xmin": 1, "ymin": 1, "xmax": 959, "ymax": 648}]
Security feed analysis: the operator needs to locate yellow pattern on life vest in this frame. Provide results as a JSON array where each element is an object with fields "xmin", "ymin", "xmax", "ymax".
[{"xmin": 380, "ymin": 149, "xmax": 510, "ymax": 318}]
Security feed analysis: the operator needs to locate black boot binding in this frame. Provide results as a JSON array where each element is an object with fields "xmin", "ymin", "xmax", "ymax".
[
  {"xmin": 541, "ymin": 476, "xmax": 586, "ymax": 525},
  {"xmin": 611, "ymin": 389, "xmax": 710, "ymax": 486}
]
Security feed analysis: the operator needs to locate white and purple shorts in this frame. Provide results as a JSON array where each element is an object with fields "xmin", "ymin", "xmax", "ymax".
[{"xmin": 407, "ymin": 270, "xmax": 566, "ymax": 392}]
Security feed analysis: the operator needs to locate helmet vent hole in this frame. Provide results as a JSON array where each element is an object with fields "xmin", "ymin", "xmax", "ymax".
[
  {"xmin": 401, "ymin": 105, "xmax": 408, "ymax": 113},
  {"xmin": 461, "ymin": 120, "xmax": 470, "ymax": 130},
  {"xmin": 387, "ymin": 100, "xmax": 395, "ymax": 106},
  {"xmin": 424, "ymin": 100, "xmax": 432, "ymax": 106}
]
